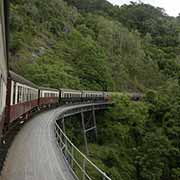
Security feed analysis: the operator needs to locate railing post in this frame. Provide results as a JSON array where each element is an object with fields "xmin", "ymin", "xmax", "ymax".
[
  {"xmin": 81, "ymin": 111, "xmax": 89, "ymax": 155},
  {"xmin": 92, "ymin": 106, "xmax": 97, "ymax": 139},
  {"xmin": 59, "ymin": 127, "xmax": 62, "ymax": 148},
  {"xmin": 82, "ymin": 158, "xmax": 86, "ymax": 180},
  {"xmin": 55, "ymin": 124, "xmax": 57, "ymax": 139},
  {"xmin": 62, "ymin": 116, "xmax": 68, "ymax": 157},
  {"xmin": 71, "ymin": 145, "xmax": 74, "ymax": 168}
]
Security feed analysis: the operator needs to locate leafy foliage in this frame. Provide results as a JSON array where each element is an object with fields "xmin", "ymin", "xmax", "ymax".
[
  {"xmin": 10, "ymin": 0, "xmax": 180, "ymax": 91},
  {"xmin": 85, "ymin": 87, "xmax": 180, "ymax": 179}
]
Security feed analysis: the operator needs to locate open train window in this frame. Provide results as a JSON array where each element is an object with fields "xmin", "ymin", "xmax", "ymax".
[
  {"xmin": 27, "ymin": 89, "xmax": 29, "ymax": 101},
  {"xmin": 30, "ymin": 90, "xmax": 32, "ymax": 100},
  {"xmin": 13, "ymin": 82, "xmax": 16, "ymax": 104},
  {"xmin": 17, "ymin": 86, "xmax": 22, "ymax": 103},
  {"xmin": 22, "ymin": 87, "xmax": 25, "ymax": 102}
]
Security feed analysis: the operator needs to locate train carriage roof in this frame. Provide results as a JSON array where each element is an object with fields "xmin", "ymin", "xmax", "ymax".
[
  {"xmin": 82, "ymin": 90, "xmax": 104, "ymax": 94},
  {"xmin": 39, "ymin": 86, "xmax": 59, "ymax": 92},
  {"xmin": 60, "ymin": 88, "xmax": 82, "ymax": 93},
  {"xmin": 9, "ymin": 71, "xmax": 38, "ymax": 89}
]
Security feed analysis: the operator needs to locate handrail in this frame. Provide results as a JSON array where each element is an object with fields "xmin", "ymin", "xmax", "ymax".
[{"xmin": 54, "ymin": 104, "xmax": 112, "ymax": 180}]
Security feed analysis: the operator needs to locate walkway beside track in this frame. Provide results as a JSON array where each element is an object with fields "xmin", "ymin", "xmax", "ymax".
[{"xmin": 1, "ymin": 103, "xmax": 109, "ymax": 180}]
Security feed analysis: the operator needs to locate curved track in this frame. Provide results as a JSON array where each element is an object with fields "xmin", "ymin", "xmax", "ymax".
[{"xmin": 1, "ymin": 105, "xmax": 78, "ymax": 180}]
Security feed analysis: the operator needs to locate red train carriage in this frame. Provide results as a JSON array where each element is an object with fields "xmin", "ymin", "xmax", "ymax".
[
  {"xmin": 39, "ymin": 87, "xmax": 59, "ymax": 107},
  {"xmin": 5, "ymin": 71, "xmax": 39, "ymax": 125},
  {"xmin": 0, "ymin": 0, "xmax": 8, "ymax": 135}
]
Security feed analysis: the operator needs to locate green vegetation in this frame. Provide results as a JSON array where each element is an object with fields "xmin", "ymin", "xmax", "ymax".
[
  {"xmin": 10, "ymin": 0, "xmax": 180, "ymax": 179},
  {"xmin": 10, "ymin": 0, "xmax": 180, "ymax": 91},
  {"xmin": 66, "ymin": 87, "xmax": 180, "ymax": 179},
  {"xmin": 91, "ymin": 84, "xmax": 180, "ymax": 179}
]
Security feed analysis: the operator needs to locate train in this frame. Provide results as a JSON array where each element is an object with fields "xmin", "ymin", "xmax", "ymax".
[{"xmin": 2, "ymin": 70, "xmax": 108, "ymax": 134}]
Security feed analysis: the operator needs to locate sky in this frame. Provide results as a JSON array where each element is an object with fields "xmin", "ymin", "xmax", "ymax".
[{"xmin": 107, "ymin": 0, "xmax": 180, "ymax": 17}]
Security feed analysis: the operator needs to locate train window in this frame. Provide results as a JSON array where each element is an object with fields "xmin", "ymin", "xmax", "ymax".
[
  {"xmin": 27, "ymin": 89, "xmax": 29, "ymax": 101},
  {"xmin": 24, "ymin": 88, "xmax": 26, "ymax": 102},
  {"xmin": 20, "ymin": 87, "xmax": 23, "ymax": 102},
  {"xmin": 30, "ymin": 90, "xmax": 32, "ymax": 101},
  {"xmin": 33, "ymin": 91, "xmax": 35, "ymax": 100},
  {"xmin": 13, "ymin": 83, "xmax": 16, "ymax": 104},
  {"xmin": 20, "ymin": 86, "xmax": 22, "ymax": 103},
  {"xmin": 25, "ymin": 88, "xmax": 27, "ymax": 102},
  {"xmin": 25, "ymin": 88, "xmax": 28, "ymax": 101},
  {"xmin": 31, "ymin": 91, "xmax": 33, "ymax": 100},
  {"xmin": 29, "ymin": 89, "xmax": 31, "ymax": 101},
  {"xmin": 32, "ymin": 91, "xmax": 34, "ymax": 100},
  {"xmin": 22, "ymin": 87, "xmax": 24, "ymax": 102},
  {"xmin": 22, "ymin": 87, "xmax": 25, "ymax": 102},
  {"xmin": 29, "ymin": 90, "xmax": 30, "ymax": 100},
  {"xmin": 29, "ymin": 89, "xmax": 31, "ymax": 100},
  {"xmin": 17, "ymin": 86, "xmax": 22, "ymax": 103},
  {"xmin": 17, "ymin": 86, "xmax": 19, "ymax": 103}
]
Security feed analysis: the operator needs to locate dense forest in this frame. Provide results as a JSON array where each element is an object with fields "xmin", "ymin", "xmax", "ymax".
[
  {"xmin": 9, "ymin": 0, "xmax": 180, "ymax": 179},
  {"xmin": 10, "ymin": 0, "xmax": 180, "ymax": 91},
  {"xmin": 66, "ymin": 91, "xmax": 180, "ymax": 179}
]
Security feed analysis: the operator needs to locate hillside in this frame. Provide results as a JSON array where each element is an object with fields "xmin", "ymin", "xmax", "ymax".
[
  {"xmin": 9, "ymin": 1, "xmax": 180, "ymax": 179},
  {"xmin": 9, "ymin": 0, "xmax": 180, "ymax": 92}
]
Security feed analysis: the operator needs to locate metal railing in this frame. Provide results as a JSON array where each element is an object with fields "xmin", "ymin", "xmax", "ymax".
[{"xmin": 54, "ymin": 120, "xmax": 111, "ymax": 180}]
